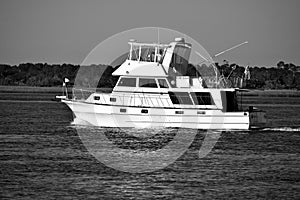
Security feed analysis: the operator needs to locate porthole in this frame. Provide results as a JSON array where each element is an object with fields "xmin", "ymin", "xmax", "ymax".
[
  {"xmin": 141, "ymin": 109, "xmax": 148, "ymax": 114},
  {"xmin": 110, "ymin": 97, "xmax": 116, "ymax": 102},
  {"xmin": 120, "ymin": 108, "xmax": 126, "ymax": 113}
]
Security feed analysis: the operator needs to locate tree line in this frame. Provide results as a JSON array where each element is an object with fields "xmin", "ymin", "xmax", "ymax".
[{"xmin": 0, "ymin": 61, "xmax": 299, "ymax": 89}]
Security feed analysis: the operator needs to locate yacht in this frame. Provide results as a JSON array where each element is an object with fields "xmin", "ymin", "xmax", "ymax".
[{"xmin": 59, "ymin": 38, "xmax": 266, "ymax": 129}]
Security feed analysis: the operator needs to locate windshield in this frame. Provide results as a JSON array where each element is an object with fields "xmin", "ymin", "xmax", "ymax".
[{"xmin": 128, "ymin": 44, "xmax": 166, "ymax": 63}]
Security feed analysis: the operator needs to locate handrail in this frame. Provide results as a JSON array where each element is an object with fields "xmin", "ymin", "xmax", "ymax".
[{"xmin": 71, "ymin": 88, "xmax": 216, "ymax": 109}]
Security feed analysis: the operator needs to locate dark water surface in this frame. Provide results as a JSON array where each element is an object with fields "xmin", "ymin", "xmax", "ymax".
[{"xmin": 1, "ymin": 88, "xmax": 300, "ymax": 199}]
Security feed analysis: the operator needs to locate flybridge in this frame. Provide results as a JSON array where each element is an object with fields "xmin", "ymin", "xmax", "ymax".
[
  {"xmin": 112, "ymin": 37, "xmax": 192, "ymax": 78},
  {"xmin": 127, "ymin": 39, "xmax": 169, "ymax": 63}
]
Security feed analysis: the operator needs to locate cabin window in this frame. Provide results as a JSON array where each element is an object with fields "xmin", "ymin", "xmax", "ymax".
[
  {"xmin": 190, "ymin": 92, "xmax": 214, "ymax": 105},
  {"xmin": 117, "ymin": 77, "xmax": 136, "ymax": 87},
  {"xmin": 128, "ymin": 43, "xmax": 167, "ymax": 63},
  {"xmin": 158, "ymin": 79, "xmax": 169, "ymax": 88},
  {"xmin": 170, "ymin": 45, "xmax": 191, "ymax": 75},
  {"xmin": 120, "ymin": 108, "xmax": 127, "ymax": 113},
  {"xmin": 175, "ymin": 110, "xmax": 184, "ymax": 114},
  {"xmin": 144, "ymin": 48, "xmax": 156, "ymax": 62},
  {"xmin": 129, "ymin": 49, "xmax": 139, "ymax": 61},
  {"xmin": 168, "ymin": 92, "xmax": 193, "ymax": 105},
  {"xmin": 139, "ymin": 78, "xmax": 158, "ymax": 88},
  {"xmin": 94, "ymin": 96, "xmax": 100, "ymax": 100}
]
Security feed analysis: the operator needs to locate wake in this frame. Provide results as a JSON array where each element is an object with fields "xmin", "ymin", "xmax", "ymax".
[
  {"xmin": 70, "ymin": 118, "xmax": 300, "ymax": 133},
  {"xmin": 261, "ymin": 127, "xmax": 300, "ymax": 132}
]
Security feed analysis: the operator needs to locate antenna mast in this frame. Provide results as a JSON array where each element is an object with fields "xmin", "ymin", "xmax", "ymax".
[{"xmin": 157, "ymin": 27, "xmax": 160, "ymax": 45}]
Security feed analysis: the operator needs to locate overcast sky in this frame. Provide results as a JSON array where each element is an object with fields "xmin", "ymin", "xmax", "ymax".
[{"xmin": 0, "ymin": 0, "xmax": 299, "ymax": 66}]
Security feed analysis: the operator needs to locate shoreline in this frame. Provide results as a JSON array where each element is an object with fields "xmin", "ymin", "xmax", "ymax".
[
  {"xmin": 245, "ymin": 89, "xmax": 300, "ymax": 97},
  {"xmin": 0, "ymin": 85, "xmax": 299, "ymax": 96},
  {"xmin": 0, "ymin": 85, "xmax": 63, "ymax": 93}
]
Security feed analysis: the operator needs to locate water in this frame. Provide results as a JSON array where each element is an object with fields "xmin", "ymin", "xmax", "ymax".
[{"xmin": 1, "ymin": 88, "xmax": 300, "ymax": 199}]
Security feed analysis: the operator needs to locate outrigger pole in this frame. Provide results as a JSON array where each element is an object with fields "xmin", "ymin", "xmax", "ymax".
[
  {"xmin": 195, "ymin": 41, "xmax": 248, "ymax": 87},
  {"xmin": 195, "ymin": 41, "xmax": 249, "ymax": 63},
  {"xmin": 214, "ymin": 41, "xmax": 248, "ymax": 57}
]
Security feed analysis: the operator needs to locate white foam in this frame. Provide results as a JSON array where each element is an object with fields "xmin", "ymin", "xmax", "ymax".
[
  {"xmin": 71, "ymin": 118, "xmax": 93, "ymax": 126},
  {"xmin": 262, "ymin": 127, "xmax": 300, "ymax": 132}
]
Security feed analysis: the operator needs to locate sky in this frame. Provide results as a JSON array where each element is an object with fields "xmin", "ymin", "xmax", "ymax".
[{"xmin": 0, "ymin": 0, "xmax": 299, "ymax": 67}]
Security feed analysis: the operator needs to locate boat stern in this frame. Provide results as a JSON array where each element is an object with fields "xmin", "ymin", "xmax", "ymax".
[{"xmin": 249, "ymin": 106, "xmax": 267, "ymax": 129}]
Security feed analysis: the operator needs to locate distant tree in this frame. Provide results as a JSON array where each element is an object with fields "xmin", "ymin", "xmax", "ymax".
[
  {"xmin": 277, "ymin": 61, "xmax": 285, "ymax": 69},
  {"xmin": 0, "ymin": 61, "xmax": 300, "ymax": 89},
  {"xmin": 288, "ymin": 63, "xmax": 296, "ymax": 71},
  {"xmin": 283, "ymin": 63, "xmax": 289, "ymax": 70}
]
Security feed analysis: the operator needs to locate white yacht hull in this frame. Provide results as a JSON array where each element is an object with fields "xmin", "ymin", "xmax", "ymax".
[
  {"xmin": 58, "ymin": 37, "xmax": 267, "ymax": 130},
  {"xmin": 63, "ymin": 100, "xmax": 250, "ymax": 130}
]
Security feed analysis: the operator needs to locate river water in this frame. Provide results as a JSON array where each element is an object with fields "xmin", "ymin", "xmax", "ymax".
[{"xmin": 0, "ymin": 88, "xmax": 299, "ymax": 199}]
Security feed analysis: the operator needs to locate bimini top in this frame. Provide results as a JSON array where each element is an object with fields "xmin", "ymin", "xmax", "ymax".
[{"xmin": 112, "ymin": 38, "xmax": 192, "ymax": 77}]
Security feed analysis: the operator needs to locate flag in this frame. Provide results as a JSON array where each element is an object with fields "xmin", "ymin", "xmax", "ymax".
[{"xmin": 64, "ymin": 78, "xmax": 70, "ymax": 83}]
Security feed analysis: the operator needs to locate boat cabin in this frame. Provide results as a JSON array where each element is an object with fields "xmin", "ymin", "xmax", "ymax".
[
  {"xmin": 82, "ymin": 38, "xmax": 236, "ymax": 112},
  {"xmin": 112, "ymin": 37, "xmax": 204, "ymax": 89}
]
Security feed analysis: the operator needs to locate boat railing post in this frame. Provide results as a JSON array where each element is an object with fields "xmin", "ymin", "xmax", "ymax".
[
  {"xmin": 133, "ymin": 94, "xmax": 135, "ymax": 106},
  {"xmin": 146, "ymin": 95, "xmax": 150, "ymax": 106},
  {"xmin": 102, "ymin": 94, "xmax": 106, "ymax": 104},
  {"xmin": 130, "ymin": 95, "xmax": 133, "ymax": 106},
  {"xmin": 134, "ymin": 94, "xmax": 136, "ymax": 106},
  {"xmin": 122, "ymin": 94, "xmax": 125, "ymax": 106},
  {"xmin": 102, "ymin": 94, "xmax": 105, "ymax": 104},
  {"xmin": 148, "ymin": 96, "xmax": 154, "ymax": 107},
  {"xmin": 129, "ymin": 42, "xmax": 133, "ymax": 60},
  {"xmin": 154, "ymin": 46, "xmax": 158, "ymax": 62},
  {"xmin": 138, "ymin": 45, "xmax": 141, "ymax": 62},
  {"xmin": 142, "ymin": 95, "xmax": 146, "ymax": 106},
  {"xmin": 161, "ymin": 96, "xmax": 167, "ymax": 107},
  {"xmin": 189, "ymin": 93, "xmax": 195, "ymax": 105},
  {"xmin": 72, "ymin": 88, "xmax": 75, "ymax": 100},
  {"xmin": 162, "ymin": 96, "xmax": 165, "ymax": 107},
  {"xmin": 155, "ymin": 96, "xmax": 160, "ymax": 107},
  {"xmin": 158, "ymin": 96, "xmax": 161, "ymax": 107},
  {"xmin": 164, "ymin": 97, "xmax": 168, "ymax": 107},
  {"xmin": 140, "ymin": 94, "xmax": 143, "ymax": 107},
  {"xmin": 144, "ymin": 95, "xmax": 148, "ymax": 106},
  {"xmin": 167, "ymin": 97, "xmax": 171, "ymax": 107},
  {"xmin": 139, "ymin": 94, "xmax": 143, "ymax": 106}
]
